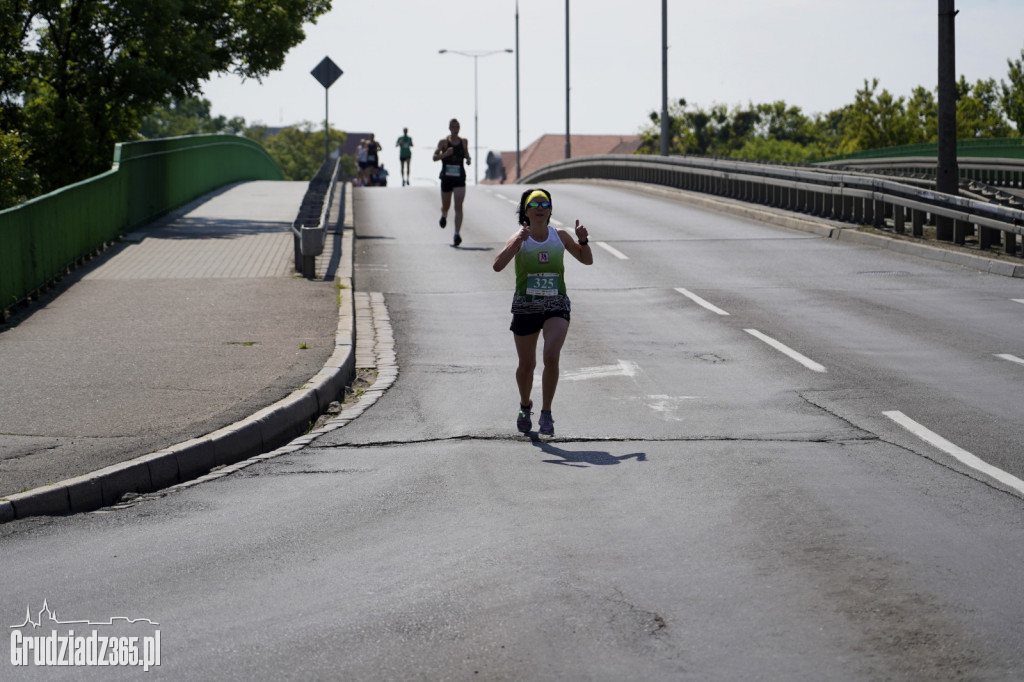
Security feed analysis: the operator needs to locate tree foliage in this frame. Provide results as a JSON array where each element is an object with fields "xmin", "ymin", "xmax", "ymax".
[
  {"xmin": 244, "ymin": 122, "xmax": 348, "ymax": 181},
  {"xmin": 0, "ymin": 0, "xmax": 330, "ymax": 203},
  {"xmin": 640, "ymin": 54, "xmax": 1024, "ymax": 162},
  {"xmin": 999, "ymin": 49, "xmax": 1024, "ymax": 135},
  {"xmin": 139, "ymin": 99, "xmax": 352, "ymax": 181},
  {"xmin": 0, "ymin": 129, "xmax": 40, "ymax": 207},
  {"xmin": 140, "ymin": 97, "xmax": 247, "ymax": 138}
]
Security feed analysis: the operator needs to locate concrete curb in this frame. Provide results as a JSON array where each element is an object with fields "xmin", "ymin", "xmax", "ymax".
[
  {"xmin": 1, "ymin": 184, "xmax": 357, "ymax": 523},
  {"xmin": 581, "ymin": 179, "xmax": 1024, "ymax": 278}
]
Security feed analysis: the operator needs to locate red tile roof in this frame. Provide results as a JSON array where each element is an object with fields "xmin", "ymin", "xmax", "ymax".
[{"xmin": 483, "ymin": 134, "xmax": 643, "ymax": 184}]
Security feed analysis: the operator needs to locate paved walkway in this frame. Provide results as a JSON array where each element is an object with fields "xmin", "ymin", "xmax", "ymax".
[{"xmin": 0, "ymin": 181, "xmax": 355, "ymax": 520}]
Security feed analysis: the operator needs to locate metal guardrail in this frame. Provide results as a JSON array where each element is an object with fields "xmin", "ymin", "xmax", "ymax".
[
  {"xmin": 815, "ymin": 156, "xmax": 1024, "ymax": 190},
  {"xmin": 520, "ymin": 155, "xmax": 1024, "ymax": 255},
  {"xmin": 292, "ymin": 157, "xmax": 342, "ymax": 278}
]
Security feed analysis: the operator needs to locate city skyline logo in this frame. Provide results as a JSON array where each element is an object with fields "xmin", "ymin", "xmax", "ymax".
[
  {"xmin": 10, "ymin": 599, "xmax": 159, "ymax": 629},
  {"xmin": 9, "ymin": 599, "xmax": 161, "ymax": 671}
]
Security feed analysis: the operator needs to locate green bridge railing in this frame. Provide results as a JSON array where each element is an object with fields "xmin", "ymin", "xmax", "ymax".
[{"xmin": 1, "ymin": 134, "xmax": 283, "ymax": 315}]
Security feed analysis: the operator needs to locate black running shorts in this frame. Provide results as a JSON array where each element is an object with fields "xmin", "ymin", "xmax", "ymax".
[
  {"xmin": 510, "ymin": 309, "xmax": 570, "ymax": 336},
  {"xmin": 440, "ymin": 175, "xmax": 466, "ymax": 193}
]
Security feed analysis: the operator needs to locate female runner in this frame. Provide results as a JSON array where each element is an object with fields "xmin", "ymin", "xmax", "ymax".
[{"xmin": 492, "ymin": 188, "xmax": 593, "ymax": 435}]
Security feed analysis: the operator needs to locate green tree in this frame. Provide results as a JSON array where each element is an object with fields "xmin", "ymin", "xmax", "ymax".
[
  {"xmin": 140, "ymin": 97, "xmax": 247, "ymax": 138},
  {"xmin": 903, "ymin": 86, "xmax": 938, "ymax": 144},
  {"xmin": 836, "ymin": 79, "xmax": 913, "ymax": 154},
  {"xmin": 677, "ymin": 102, "xmax": 755, "ymax": 156},
  {"xmin": 642, "ymin": 98, "xmax": 827, "ymax": 159},
  {"xmin": 729, "ymin": 138, "xmax": 824, "ymax": 164},
  {"xmin": 752, "ymin": 101, "xmax": 816, "ymax": 145},
  {"xmin": 636, "ymin": 48, "xmax": 1023, "ymax": 165},
  {"xmin": 999, "ymin": 49, "xmax": 1024, "ymax": 135},
  {"xmin": 260, "ymin": 122, "xmax": 347, "ymax": 181},
  {"xmin": 0, "ymin": 130, "xmax": 40, "ymax": 208},
  {"xmin": 1, "ymin": 0, "xmax": 330, "ymax": 195},
  {"xmin": 956, "ymin": 76, "xmax": 1012, "ymax": 138},
  {"xmin": 808, "ymin": 108, "xmax": 850, "ymax": 157},
  {"xmin": 639, "ymin": 98, "xmax": 691, "ymax": 155}
]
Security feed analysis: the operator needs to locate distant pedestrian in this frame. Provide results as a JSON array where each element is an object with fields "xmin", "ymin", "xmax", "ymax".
[
  {"xmin": 364, "ymin": 134, "xmax": 382, "ymax": 169},
  {"xmin": 492, "ymin": 188, "xmax": 593, "ymax": 436},
  {"xmin": 396, "ymin": 128, "xmax": 413, "ymax": 186},
  {"xmin": 357, "ymin": 141, "xmax": 369, "ymax": 171},
  {"xmin": 432, "ymin": 118, "xmax": 471, "ymax": 247}
]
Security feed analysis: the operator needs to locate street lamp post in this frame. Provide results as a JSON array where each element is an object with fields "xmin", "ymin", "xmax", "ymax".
[
  {"xmin": 565, "ymin": 0, "xmax": 570, "ymax": 159},
  {"xmin": 438, "ymin": 48, "xmax": 513, "ymax": 185},
  {"xmin": 516, "ymin": 0, "xmax": 521, "ymax": 180},
  {"xmin": 936, "ymin": 0, "xmax": 959, "ymax": 242}
]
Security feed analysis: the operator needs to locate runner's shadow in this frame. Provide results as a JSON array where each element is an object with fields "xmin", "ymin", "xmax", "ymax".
[
  {"xmin": 450, "ymin": 245, "xmax": 493, "ymax": 252},
  {"xmin": 529, "ymin": 435, "xmax": 646, "ymax": 468}
]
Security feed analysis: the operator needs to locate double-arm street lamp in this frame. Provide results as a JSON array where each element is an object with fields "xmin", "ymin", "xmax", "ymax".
[{"xmin": 438, "ymin": 48, "xmax": 513, "ymax": 185}]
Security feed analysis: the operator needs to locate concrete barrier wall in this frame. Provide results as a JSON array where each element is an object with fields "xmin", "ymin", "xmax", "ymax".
[{"xmin": 1, "ymin": 135, "xmax": 283, "ymax": 314}]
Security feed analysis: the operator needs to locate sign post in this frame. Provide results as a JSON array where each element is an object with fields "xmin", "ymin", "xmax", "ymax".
[{"xmin": 310, "ymin": 57, "xmax": 343, "ymax": 163}]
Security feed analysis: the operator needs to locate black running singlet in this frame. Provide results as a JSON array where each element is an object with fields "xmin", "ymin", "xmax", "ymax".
[{"xmin": 438, "ymin": 138, "xmax": 467, "ymax": 181}]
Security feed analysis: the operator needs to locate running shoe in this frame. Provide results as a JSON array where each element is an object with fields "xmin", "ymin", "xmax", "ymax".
[
  {"xmin": 538, "ymin": 410, "xmax": 554, "ymax": 436},
  {"xmin": 453, "ymin": 232, "xmax": 462, "ymax": 247},
  {"xmin": 517, "ymin": 401, "xmax": 533, "ymax": 433},
  {"xmin": 439, "ymin": 215, "xmax": 447, "ymax": 228}
]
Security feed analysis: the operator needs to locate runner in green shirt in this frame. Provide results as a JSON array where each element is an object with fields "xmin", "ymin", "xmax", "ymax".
[
  {"xmin": 492, "ymin": 188, "xmax": 593, "ymax": 436},
  {"xmin": 395, "ymin": 128, "xmax": 413, "ymax": 186}
]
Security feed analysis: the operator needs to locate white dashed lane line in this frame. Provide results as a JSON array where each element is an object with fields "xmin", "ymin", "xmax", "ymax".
[
  {"xmin": 744, "ymin": 329, "xmax": 827, "ymax": 373},
  {"xmin": 595, "ymin": 242, "xmax": 629, "ymax": 260},
  {"xmin": 996, "ymin": 353, "xmax": 1024, "ymax": 366},
  {"xmin": 883, "ymin": 410, "xmax": 1024, "ymax": 496},
  {"xmin": 671, "ymin": 290, "xmax": 822, "ymax": 371},
  {"xmin": 674, "ymin": 288, "xmax": 730, "ymax": 316}
]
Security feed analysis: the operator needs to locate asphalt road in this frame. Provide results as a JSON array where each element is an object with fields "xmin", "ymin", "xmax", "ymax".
[{"xmin": 3, "ymin": 182, "xmax": 1023, "ymax": 680}]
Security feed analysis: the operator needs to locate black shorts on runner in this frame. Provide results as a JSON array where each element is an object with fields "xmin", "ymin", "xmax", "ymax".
[
  {"xmin": 510, "ymin": 309, "xmax": 571, "ymax": 336},
  {"xmin": 440, "ymin": 175, "xmax": 466, "ymax": 193}
]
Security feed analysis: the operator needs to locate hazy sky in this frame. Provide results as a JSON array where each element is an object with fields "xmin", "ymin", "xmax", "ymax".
[{"xmin": 201, "ymin": 0, "xmax": 1024, "ymax": 185}]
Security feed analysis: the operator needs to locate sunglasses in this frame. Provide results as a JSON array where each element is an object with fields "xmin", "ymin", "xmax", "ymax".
[{"xmin": 526, "ymin": 200, "xmax": 552, "ymax": 209}]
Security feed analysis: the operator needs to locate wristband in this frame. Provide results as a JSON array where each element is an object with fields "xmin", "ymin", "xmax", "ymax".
[{"xmin": 578, "ymin": 238, "xmax": 589, "ymax": 246}]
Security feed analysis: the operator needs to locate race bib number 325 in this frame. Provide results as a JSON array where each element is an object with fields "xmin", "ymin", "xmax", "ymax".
[{"xmin": 526, "ymin": 273, "xmax": 559, "ymax": 296}]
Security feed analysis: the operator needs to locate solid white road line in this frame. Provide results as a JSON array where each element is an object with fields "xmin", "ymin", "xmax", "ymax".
[
  {"xmin": 674, "ymin": 288, "xmax": 730, "ymax": 316},
  {"xmin": 1012, "ymin": 299, "xmax": 1024, "ymax": 305},
  {"xmin": 883, "ymin": 410, "xmax": 1024, "ymax": 496},
  {"xmin": 595, "ymin": 242, "xmax": 629, "ymax": 260},
  {"xmin": 744, "ymin": 329, "xmax": 827, "ymax": 373},
  {"xmin": 995, "ymin": 353, "xmax": 1024, "ymax": 366}
]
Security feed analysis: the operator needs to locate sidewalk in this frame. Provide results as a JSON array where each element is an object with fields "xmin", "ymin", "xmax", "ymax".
[{"xmin": 0, "ymin": 181, "xmax": 355, "ymax": 521}]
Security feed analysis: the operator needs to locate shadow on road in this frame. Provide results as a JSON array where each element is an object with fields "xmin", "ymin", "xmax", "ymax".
[
  {"xmin": 530, "ymin": 436, "xmax": 647, "ymax": 468},
  {"xmin": 450, "ymin": 245, "xmax": 494, "ymax": 252}
]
